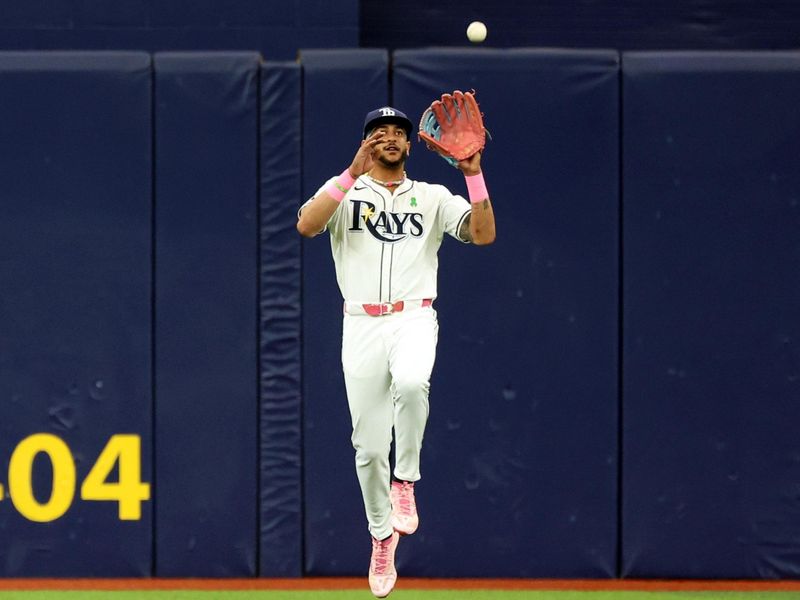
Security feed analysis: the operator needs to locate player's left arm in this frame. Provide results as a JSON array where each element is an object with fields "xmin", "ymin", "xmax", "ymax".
[{"xmin": 457, "ymin": 152, "xmax": 496, "ymax": 245}]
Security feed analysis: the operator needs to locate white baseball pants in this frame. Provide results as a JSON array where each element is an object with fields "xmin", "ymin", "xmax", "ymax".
[{"xmin": 341, "ymin": 305, "xmax": 438, "ymax": 540}]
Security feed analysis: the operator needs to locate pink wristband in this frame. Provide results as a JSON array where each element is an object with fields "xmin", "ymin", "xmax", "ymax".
[
  {"xmin": 325, "ymin": 169, "xmax": 357, "ymax": 203},
  {"xmin": 464, "ymin": 172, "xmax": 489, "ymax": 204}
]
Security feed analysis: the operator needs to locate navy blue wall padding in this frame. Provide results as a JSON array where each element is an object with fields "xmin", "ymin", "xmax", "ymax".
[
  {"xmin": 259, "ymin": 60, "xmax": 303, "ymax": 577},
  {"xmin": 154, "ymin": 52, "xmax": 259, "ymax": 576},
  {"xmin": 622, "ymin": 51, "xmax": 800, "ymax": 578},
  {"xmin": 392, "ymin": 49, "xmax": 620, "ymax": 577},
  {"xmin": 0, "ymin": 51, "xmax": 152, "ymax": 576},
  {"xmin": 6, "ymin": 47, "xmax": 800, "ymax": 581},
  {"xmin": 298, "ymin": 49, "xmax": 390, "ymax": 575}
]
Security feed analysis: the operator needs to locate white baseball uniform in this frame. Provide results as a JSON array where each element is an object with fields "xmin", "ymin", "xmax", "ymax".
[{"xmin": 303, "ymin": 174, "xmax": 471, "ymax": 540}]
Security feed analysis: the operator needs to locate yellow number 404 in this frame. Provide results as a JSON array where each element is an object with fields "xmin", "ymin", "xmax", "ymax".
[{"xmin": 0, "ymin": 434, "xmax": 150, "ymax": 523}]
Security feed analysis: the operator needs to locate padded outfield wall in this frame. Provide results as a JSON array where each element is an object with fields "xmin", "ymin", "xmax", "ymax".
[{"xmin": 0, "ymin": 49, "xmax": 798, "ymax": 578}]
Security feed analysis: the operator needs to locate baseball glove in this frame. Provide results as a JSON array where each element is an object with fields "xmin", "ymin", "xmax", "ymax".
[{"xmin": 418, "ymin": 90, "xmax": 486, "ymax": 167}]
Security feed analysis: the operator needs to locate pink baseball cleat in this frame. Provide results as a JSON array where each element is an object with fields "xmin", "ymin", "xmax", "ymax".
[
  {"xmin": 369, "ymin": 531, "xmax": 400, "ymax": 598},
  {"xmin": 390, "ymin": 480, "xmax": 418, "ymax": 535}
]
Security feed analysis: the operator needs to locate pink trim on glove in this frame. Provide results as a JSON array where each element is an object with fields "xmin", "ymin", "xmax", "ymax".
[
  {"xmin": 464, "ymin": 172, "xmax": 489, "ymax": 204},
  {"xmin": 325, "ymin": 169, "xmax": 357, "ymax": 203}
]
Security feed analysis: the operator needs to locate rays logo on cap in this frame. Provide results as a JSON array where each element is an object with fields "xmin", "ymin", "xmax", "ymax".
[{"xmin": 363, "ymin": 106, "xmax": 413, "ymax": 139}]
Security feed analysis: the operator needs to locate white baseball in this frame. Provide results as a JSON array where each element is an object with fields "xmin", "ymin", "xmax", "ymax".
[{"xmin": 467, "ymin": 21, "xmax": 487, "ymax": 43}]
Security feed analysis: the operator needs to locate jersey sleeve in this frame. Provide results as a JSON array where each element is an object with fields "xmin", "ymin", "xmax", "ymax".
[{"xmin": 438, "ymin": 188, "xmax": 472, "ymax": 243}]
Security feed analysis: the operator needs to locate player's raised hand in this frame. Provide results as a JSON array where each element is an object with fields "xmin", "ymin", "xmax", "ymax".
[
  {"xmin": 348, "ymin": 130, "xmax": 384, "ymax": 177},
  {"xmin": 457, "ymin": 151, "xmax": 482, "ymax": 176}
]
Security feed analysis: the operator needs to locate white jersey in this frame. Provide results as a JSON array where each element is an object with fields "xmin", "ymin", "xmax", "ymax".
[{"xmin": 304, "ymin": 175, "xmax": 471, "ymax": 303}]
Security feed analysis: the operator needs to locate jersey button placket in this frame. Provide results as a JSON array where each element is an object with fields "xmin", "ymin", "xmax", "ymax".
[{"xmin": 378, "ymin": 187, "xmax": 392, "ymax": 303}]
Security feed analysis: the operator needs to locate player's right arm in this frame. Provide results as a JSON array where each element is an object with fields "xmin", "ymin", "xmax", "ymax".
[
  {"xmin": 296, "ymin": 131, "xmax": 384, "ymax": 238},
  {"xmin": 295, "ymin": 188, "xmax": 343, "ymax": 238}
]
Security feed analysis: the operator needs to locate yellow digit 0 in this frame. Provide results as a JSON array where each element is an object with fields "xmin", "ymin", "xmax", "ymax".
[
  {"xmin": 9, "ymin": 434, "xmax": 76, "ymax": 522},
  {"xmin": 80, "ymin": 434, "xmax": 150, "ymax": 520}
]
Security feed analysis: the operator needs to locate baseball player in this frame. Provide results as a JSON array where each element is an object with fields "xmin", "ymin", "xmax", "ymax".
[{"xmin": 297, "ymin": 96, "xmax": 495, "ymax": 598}]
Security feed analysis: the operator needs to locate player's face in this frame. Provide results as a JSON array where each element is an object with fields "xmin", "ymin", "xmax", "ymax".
[{"xmin": 372, "ymin": 124, "xmax": 410, "ymax": 168}]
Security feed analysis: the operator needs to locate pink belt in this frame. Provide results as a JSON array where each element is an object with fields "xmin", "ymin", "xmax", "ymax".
[{"xmin": 345, "ymin": 298, "xmax": 433, "ymax": 316}]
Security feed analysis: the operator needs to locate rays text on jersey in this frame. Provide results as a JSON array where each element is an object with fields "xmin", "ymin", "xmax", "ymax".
[{"xmin": 348, "ymin": 199, "xmax": 424, "ymax": 243}]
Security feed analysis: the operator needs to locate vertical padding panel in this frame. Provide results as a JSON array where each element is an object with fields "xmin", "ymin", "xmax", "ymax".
[
  {"xmin": 154, "ymin": 52, "xmax": 259, "ymax": 576},
  {"xmin": 299, "ymin": 49, "xmax": 389, "ymax": 575},
  {"xmin": 0, "ymin": 51, "xmax": 152, "ymax": 576},
  {"xmin": 259, "ymin": 60, "xmax": 302, "ymax": 577},
  {"xmin": 622, "ymin": 51, "xmax": 800, "ymax": 578},
  {"xmin": 393, "ymin": 49, "xmax": 620, "ymax": 577}
]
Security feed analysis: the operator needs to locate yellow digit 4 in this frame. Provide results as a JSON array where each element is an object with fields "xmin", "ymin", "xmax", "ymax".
[{"xmin": 80, "ymin": 434, "xmax": 150, "ymax": 520}]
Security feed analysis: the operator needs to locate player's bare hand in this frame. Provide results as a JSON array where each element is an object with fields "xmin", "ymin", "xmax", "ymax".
[
  {"xmin": 457, "ymin": 151, "xmax": 482, "ymax": 176},
  {"xmin": 348, "ymin": 130, "xmax": 385, "ymax": 177}
]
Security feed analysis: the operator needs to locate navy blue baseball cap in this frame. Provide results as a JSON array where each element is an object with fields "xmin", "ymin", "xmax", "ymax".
[{"xmin": 363, "ymin": 106, "xmax": 414, "ymax": 139}]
